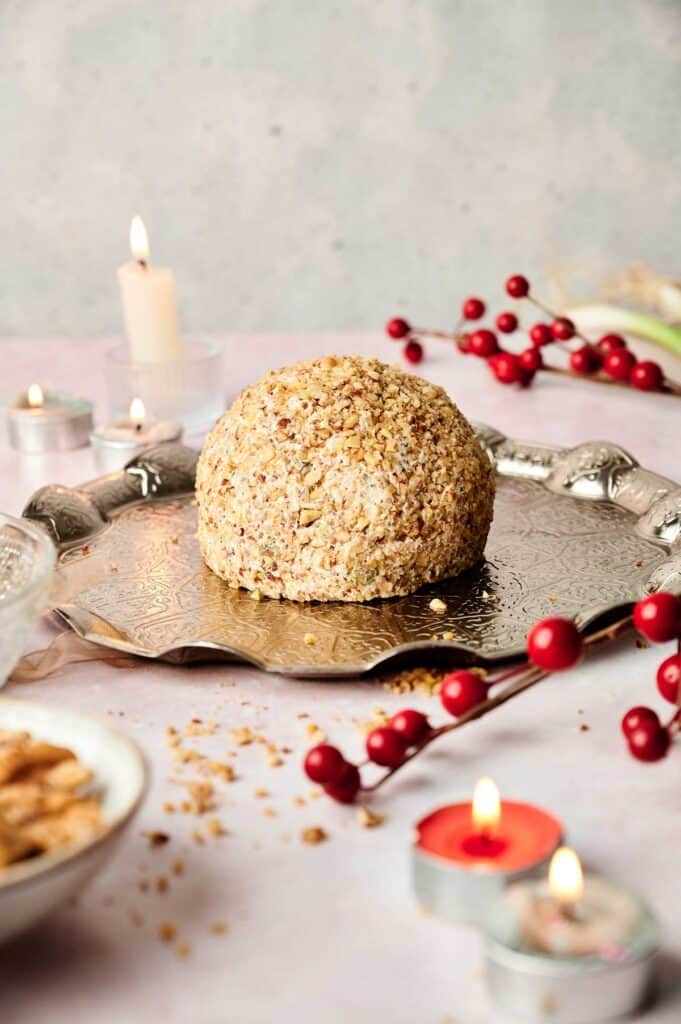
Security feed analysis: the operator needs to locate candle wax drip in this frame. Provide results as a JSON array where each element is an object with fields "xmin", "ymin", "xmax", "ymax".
[{"xmin": 461, "ymin": 833, "xmax": 509, "ymax": 858}]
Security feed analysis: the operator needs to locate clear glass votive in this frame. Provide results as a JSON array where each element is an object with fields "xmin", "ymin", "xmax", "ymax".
[{"xmin": 105, "ymin": 339, "xmax": 224, "ymax": 437}]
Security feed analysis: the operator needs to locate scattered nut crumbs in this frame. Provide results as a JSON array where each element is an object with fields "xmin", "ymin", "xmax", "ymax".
[
  {"xmin": 636, "ymin": 639, "xmax": 649, "ymax": 650},
  {"xmin": 185, "ymin": 781, "xmax": 215, "ymax": 814},
  {"xmin": 301, "ymin": 827, "xmax": 327, "ymax": 845},
  {"xmin": 191, "ymin": 828, "xmax": 204, "ymax": 845},
  {"xmin": 163, "ymin": 801, "xmax": 176, "ymax": 814},
  {"xmin": 442, "ymin": 631, "xmax": 454, "ymax": 641},
  {"xmin": 208, "ymin": 760, "xmax": 235, "ymax": 782},
  {"xmin": 357, "ymin": 807, "xmax": 386, "ymax": 828},
  {"xmin": 143, "ymin": 831, "xmax": 170, "ymax": 848},
  {"xmin": 230, "ymin": 727, "xmax": 254, "ymax": 746},
  {"xmin": 305, "ymin": 722, "xmax": 326, "ymax": 743},
  {"xmin": 253, "ymin": 788, "xmax": 269, "ymax": 799},
  {"xmin": 207, "ymin": 818, "xmax": 226, "ymax": 837},
  {"xmin": 172, "ymin": 859, "xmax": 185, "ymax": 876},
  {"xmin": 210, "ymin": 921, "xmax": 227, "ymax": 935},
  {"xmin": 175, "ymin": 942, "xmax": 192, "ymax": 959},
  {"xmin": 156, "ymin": 876, "xmax": 169, "ymax": 893},
  {"xmin": 429, "ymin": 598, "xmax": 447, "ymax": 614},
  {"xmin": 128, "ymin": 911, "xmax": 144, "ymax": 928},
  {"xmin": 579, "ymin": 723, "xmax": 590, "ymax": 732},
  {"xmin": 356, "ymin": 709, "xmax": 389, "ymax": 736},
  {"xmin": 262, "ymin": 807, "xmax": 278, "ymax": 818},
  {"xmin": 268, "ymin": 753, "xmax": 284, "ymax": 767},
  {"xmin": 547, "ymin": 594, "xmax": 557, "ymax": 603},
  {"xmin": 292, "ymin": 796, "xmax": 306, "ymax": 807},
  {"xmin": 380, "ymin": 666, "xmax": 446, "ymax": 695},
  {"xmin": 303, "ymin": 633, "xmax": 317, "ymax": 646},
  {"xmin": 158, "ymin": 922, "xmax": 177, "ymax": 942}
]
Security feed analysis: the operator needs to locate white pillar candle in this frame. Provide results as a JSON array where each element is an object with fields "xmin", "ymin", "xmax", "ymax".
[{"xmin": 117, "ymin": 216, "xmax": 181, "ymax": 363}]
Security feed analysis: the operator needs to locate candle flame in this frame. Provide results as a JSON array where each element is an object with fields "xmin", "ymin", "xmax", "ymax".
[
  {"xmin": 549, "ymin": 847, "xmax": 584, "ymax": 911},
  {"xmin": 472, "ymin": 777, "xmax": 500, "ymax": 836},
  {"xmin": 27, "ymin": 383, "xmax": 44, "ymax": 408},
  {"xmin": 129, "ymin": 215, "xmax": 150, "ymax": 264},
  {"xmin": 129, "ymin": 397, "xmax": 146, "ymax": 426}
]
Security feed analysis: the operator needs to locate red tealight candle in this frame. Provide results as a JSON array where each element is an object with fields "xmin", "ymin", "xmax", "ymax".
[{"xmin": 412, "ymin": 778, "xmax": 563, "ymax": 925}]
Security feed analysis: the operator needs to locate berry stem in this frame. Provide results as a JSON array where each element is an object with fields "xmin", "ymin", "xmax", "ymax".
[{"xmin": 360, "ymin": 613, "xmax": 633, "ymax": 795}]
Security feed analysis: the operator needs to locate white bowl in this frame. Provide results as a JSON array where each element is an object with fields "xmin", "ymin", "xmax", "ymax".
[{"xmin": 0, "ymin": 698, "xmax": 147, "ymax": 943}]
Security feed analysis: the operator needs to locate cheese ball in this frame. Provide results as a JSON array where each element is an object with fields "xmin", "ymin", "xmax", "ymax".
[{"xmin": 196, "ymin": 355, "xmax": 494, "ymax": 602}]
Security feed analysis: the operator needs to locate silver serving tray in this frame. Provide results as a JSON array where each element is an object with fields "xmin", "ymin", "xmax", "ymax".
[{"xmin": 22, "ymin": 426, "xmax": 681, "ymax": 678}]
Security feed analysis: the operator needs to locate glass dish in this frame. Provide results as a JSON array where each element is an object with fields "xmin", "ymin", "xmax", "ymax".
[
  {"xmin": 0, "ymin": 514, "xmax": 55, "ymax": 688},
  {"xmin": 105, "ymin": 338, "xmax": 224, "ymax": 437}
]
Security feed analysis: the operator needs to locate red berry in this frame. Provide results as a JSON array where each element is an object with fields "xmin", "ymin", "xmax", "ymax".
[
  {"xmin": 569, "ymin": 345, "xmax": 601, "ymax": 375},
  {"xmin": 519, "ymin": 347, "xmax": 543, "ymax": 373},
  {"xmin": 386, "ymin": 317, "xmax": 410, "ymax": 339},
  {"xmin": 527, "ymin": 617, "xmax": 582, "ymax": 671},
  {"xmin": 597, "ymin": 333, "xmax": 627, "ymax": 355},
  {"xmin": 621, "ymin": 705, "xmax": 660, "ymax": 738},
  {"xmin": 529, "ymin": 323, "xmax": 552, "ymax": 347},
  {"xmin": 462, "ymin": 297, "xmax": 485, "ymax": 321},
  {"xmin": 489, "ymin": 351, "xmax": 522, "ymax": 384},
  {"xmin": 304, "ymin": 744, "xmax": 346, "ymax": 785},
  {"xmin": 506, "ymin": 275, "xmax": 530, "ymax": 299},
  {"xmin": 469, "ymin": 329, "xmax": 499, "ymax": 358},
  {"xmin": 456, "ymin": 333, "xmax": 471, "ymax": 354},
  {"xmin": 603, "ymin": 348, "xmax": 636, "ymax": 381},
  {"xmin": 440, "ymin": 671, "xmax": 488, "ymax": 717},
  {"xmin": 496, "ymin": 311, "xmax": 518, "ymax": 334},
  {"xmin": 550, "ymin": 317, "xmax": 575, "ymax": 341},
  {"xmin": 633, "ymin": 592, "xmax": 681, "ymax": 643},
  {"xmin": 657, "ymin": 654, "xmax": 681, "ymax": 705},
  {"xmin": 324, "ymin": 762, "xmax": 361, "ymax": 803},
  {"xmin": 366, "ymin": 727, "xmax": 407, "ymax": 768},
  {"xmin": 404, "ymin": 340, "xmax": 423, "ymax": 364},
  {"xmin": 389, "ymin": 708, "xmax": 430, "ymax": 746},
  {"xmin": 630, "ymin": 360, "xmax": 663, "ymax": 392},
  {"xmin": 628, "ymin": 720, "xmax": 670, "ymax": 763}
]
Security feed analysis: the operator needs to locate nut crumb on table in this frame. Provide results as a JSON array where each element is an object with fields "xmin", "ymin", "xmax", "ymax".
[
  {"xmin": 357, "ymin": 807, "xmax": 386, "ymax": 828},
  {"xmin": 158, "ymin": 921, "xmax": 177, "ymax": 943},
  {"xmin": 301, "ymin": 827, "xmax": 327, "ymax": 845}
]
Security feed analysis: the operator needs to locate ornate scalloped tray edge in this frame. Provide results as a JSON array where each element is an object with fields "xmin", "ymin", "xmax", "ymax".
[{"xmin": 22, "ymin": 427, "xmax": 681, "ymax": 678}]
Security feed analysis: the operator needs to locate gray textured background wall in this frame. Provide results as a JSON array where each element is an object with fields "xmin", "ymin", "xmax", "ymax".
[{"xmin": 1, "ymin": 0, "xmax": 680, "ymax": 337}]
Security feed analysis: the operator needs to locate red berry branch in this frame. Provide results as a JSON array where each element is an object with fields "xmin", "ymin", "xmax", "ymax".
[
  {"xmin": 385, "ymin": 274, "xmax": 681, "ymax": 396},
  {"xmin": 303, "ymin": 594, "xmax": 681, "ymax": 803}
]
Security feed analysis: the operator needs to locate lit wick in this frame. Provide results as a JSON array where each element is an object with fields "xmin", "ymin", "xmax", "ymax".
[
  {"xmin": 129, "ymin": 396, "xmax": 146, "ymax": 433},
  {"xmin": 549, "ymin": 846, "xmax": 584, "ymax": 920},
  {"xmin": 129, "ymin": 215, "xmax": 149, "ymax": 271},
  {"xmin": 461, "ymin": 777, "xmax": 507, "ymax": 857},
  {"xmin": 473, "ymin": 776, "xmax": 501, "ymax": 842},
  {"xmin": 27, "ymin": 383, "xmax": 45, "ymax": 409}
]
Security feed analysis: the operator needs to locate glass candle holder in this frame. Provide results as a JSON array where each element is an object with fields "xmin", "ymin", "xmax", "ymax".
[{"xmin": 105, "ymin": 339, "xmax": 224, "ymax": 437}]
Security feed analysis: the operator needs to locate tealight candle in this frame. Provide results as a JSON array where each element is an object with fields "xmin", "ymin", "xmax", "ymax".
[
  {"xmin": 6, "ymin": 384, "xmax": 94, "ymax": 453},
  {"xmin": 485, "ymin": 847, "xmax": 659, "ymax": 1023},
  {"xmin": 90, "ymin": 397, "xmax": 183, "ymax": 474},
  {"xmin": 117, "ymin": 216, "xmax": 181, "ymax": 363},
  {"xmin": 412, "ymin": 778, "xmax": 563, "ymax": 925}
]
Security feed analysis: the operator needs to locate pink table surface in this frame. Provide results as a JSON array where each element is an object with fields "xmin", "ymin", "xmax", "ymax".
[{"xmin": 1, "ymin": 335, "xmax": 680, "ymax": 1024}]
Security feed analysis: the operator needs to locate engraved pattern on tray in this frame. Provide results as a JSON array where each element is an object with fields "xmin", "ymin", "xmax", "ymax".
[{"xmin": 26, "ymin": 423, "xmax": 679, "ymax": 677}]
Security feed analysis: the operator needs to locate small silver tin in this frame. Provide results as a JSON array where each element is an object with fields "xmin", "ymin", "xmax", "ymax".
[
  {"xmin": 412, "ymin": 842, "xmax": 559, "ymax": 927},
  {"xmin": 485, "ymin": 932, "xmax": 658, "ymax": 1023},
  {"xmin": 7, "ymin": 391, "xmax": 94, "ymax": 453}
]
